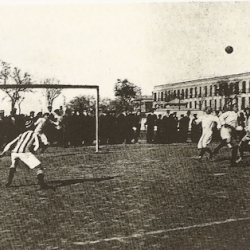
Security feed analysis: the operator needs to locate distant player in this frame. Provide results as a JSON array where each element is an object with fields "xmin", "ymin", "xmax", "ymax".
[
  {"xmin": 213, "ymin": 104, "xmax": 240, "ymax": 165},
  {"xmin": 236, "ymin": 111, "xmax": 250, "ymax": 163},
  {"xmin": 0, "ymin": 128, "xmax": 53, "ymax": 189},
  {"xmin": 192, "ymin": 107, "xmax": 220, "ymax": 161}
]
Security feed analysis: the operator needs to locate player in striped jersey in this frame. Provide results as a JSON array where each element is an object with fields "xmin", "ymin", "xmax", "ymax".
[{"xmin": 0, "ymin": 129, "xmax": 52, "ymax": 189}]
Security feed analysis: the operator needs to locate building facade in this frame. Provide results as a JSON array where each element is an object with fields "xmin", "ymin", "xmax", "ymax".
[{"xmin": 153, "ymin": 72, "xmax": 250, "ymax": 111}]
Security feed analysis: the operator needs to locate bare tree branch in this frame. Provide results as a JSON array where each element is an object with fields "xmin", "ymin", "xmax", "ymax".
[
  {"xmin": 0, "ymin": 62, "xmax": 33, "ymax": 111},
  {"xmin": 42, "ymin": 78, "xmax": 62, "ymax": 107}
]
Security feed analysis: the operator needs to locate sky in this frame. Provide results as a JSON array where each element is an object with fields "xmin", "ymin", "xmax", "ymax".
[{"xmin": 0, "ymin": 0, "xmax": 249, "ymax": 113}]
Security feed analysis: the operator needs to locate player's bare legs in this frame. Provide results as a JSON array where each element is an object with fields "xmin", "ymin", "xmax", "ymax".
[
  {"xmin": 213, "ymin": 139, "xmax": 227, "ymax": 156},
  {"xmin": 36, "ymin": 166, "xmax": 46, "ymax": 188},
  {"xmin": 5, "ymin": 157, "xmax": 19, "ymax": 187},
  {"xmin": 193, "ymin": 147, "xmax": 213, "ymax": 161},
  {"xmin": 231, "ymin": 145, "xmax": 238, "ymax": 165},
  {"xmin": 40, "ymin": 144, "xmax": 49, "ymax": 154},
  {"xmin": 5, "ymin": 167, "xmax": 16, "ymax": 187}
]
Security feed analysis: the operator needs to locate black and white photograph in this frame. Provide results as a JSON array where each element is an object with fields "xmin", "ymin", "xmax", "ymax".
[{"xmin": 1, "ymin": 0, "xmax": 250, "ymax": 249}]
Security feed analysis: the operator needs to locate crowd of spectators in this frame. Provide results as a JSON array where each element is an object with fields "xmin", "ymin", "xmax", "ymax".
[
  {"xmin": 145, "ymin": 111, "xmax": 193, "ymax": 144},
  {"xmin": 100, "ymin": 110, "xmax": 202, "ymax": 145},
  {"xmin": 0, "ymin": 107, "xmax": 205, "ymax": 149},
  {"xmin": 3, "ymin": 106, "xmax": 244, "ymax": 150},
  {"xmin": 99, "ymin": 111, "xmax": 141, "ymax": 145}
]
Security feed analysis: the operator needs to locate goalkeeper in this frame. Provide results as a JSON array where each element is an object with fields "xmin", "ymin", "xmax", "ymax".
[{"xmin": 0, "ymin": 126, "xmax": 52, "ymax": 189}]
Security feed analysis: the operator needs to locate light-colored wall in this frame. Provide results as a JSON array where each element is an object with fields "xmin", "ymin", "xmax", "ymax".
[{"xmin": 153, "ymin": 72, "xmax": 250, "ymax": 110}]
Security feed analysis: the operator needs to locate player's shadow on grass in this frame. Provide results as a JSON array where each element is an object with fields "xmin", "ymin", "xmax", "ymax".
[
  {"xmin": 48, "ymin": 176, "xmax": 118, "ymax": 188},
  {"xmin": 8, "ymin": 176, "xmax": 118, "ymax": 190},
  {"xmin": 212, "ymin": 157, "xmax": 230, "ymax": 162}
]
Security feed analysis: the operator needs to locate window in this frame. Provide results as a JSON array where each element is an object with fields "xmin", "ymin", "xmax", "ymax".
[
  {"xmin": 161, "ymin": 92, "xmax": 164, "ymax": 101},
  {"xmin": 190, "ymin": 88, "xmax": 193, "ymax": 98},
  {"xmin": 164, "ymin": 91, "xmax": 167, "ymax": 101},
  {"xmin": 195, "ymin": 87, "xmax": 197, "ymax": 97},
  {"xmin": 190, "ymin": 102, "xmax": 192, "ymax": 108},
  {"xmin": 210, "ymin": 85, "xmax": 212, "ymax": 96},
  {"xmin": 242, "ymin": 97, "xmax": 245, "ymax": 109},
  {"xmin": 204, "ymin": 86, "xmax": 207, "ymax": 97},
  {"xmin": 234, "ymin": 82, "xmax": 239, "ymax": 94},
  {"xmin": 154, "ymin": 93, "xmax": 157, "ymax": 101},
  {"xmin": 199, "ymin": 87, "xmax": 202, "ymax": 97},
  {"xmin": 181, "ymin": 89, "xmax": 185, "ymax": 99},
  {"xmin": 242, "ymin": 81, "xmax": 246, "ymax": 93},
  {"xmin": 229, "ymin": 82, "xmax": 234, "ymax": 95},
  {"xmin": 214, "ymin": 85, "xmax": 218, "ymax": 96},
  {"xmin": 195, "ymin": 101, "xmax": 197, "ymax": 109}
]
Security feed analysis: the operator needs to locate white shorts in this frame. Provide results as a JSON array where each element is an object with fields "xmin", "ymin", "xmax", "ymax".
[
  {"xmin": 198, "ymin": 131, "xmax": 213, "ymax": 149},
  {"xmin": 11, "ymin": 152, "xmax": 41, "ymax": 169},
  {"xmin": 220, "ymin": 127, "xmax": 232, "ymax": 142},
  {"xmin": 36, "ymin": 133, "xmax": 49, "ymax": 146}
]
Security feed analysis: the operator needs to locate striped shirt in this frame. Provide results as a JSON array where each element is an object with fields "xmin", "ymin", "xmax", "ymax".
[{"xmin": 12, "ymin": 131, "xmax": 39, "ymax": 153}]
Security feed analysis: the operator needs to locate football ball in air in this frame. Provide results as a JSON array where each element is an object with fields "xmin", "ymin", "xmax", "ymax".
[{"xmin": 225, "ymin": 46, "xmax": 233, "ymax": 54}]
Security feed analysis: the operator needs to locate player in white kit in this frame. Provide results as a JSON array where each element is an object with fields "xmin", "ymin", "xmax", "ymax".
[
  {"xmin": 34, "ymin": 113, "xmax": 50, "ymax": 153},
  {"xmin": 192, "ymin": 107, "xmax": 220, "ymax": 161},
  {"xmin": 213, "ymin": 104, "xmax": 240, "ymax": 165},
  {"xmin": 236, "ymin": 110, "xmax": 250, "ymax": 163}
]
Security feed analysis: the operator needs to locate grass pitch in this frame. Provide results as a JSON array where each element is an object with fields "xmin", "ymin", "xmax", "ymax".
[{"xmin": 1, "ymin": 142, "xmax": 250, "ymax": 250}]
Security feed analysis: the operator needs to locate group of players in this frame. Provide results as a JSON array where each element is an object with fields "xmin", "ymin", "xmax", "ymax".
[{"xmin": 193, "ymin": 104, "xmax": 250, "ymax": 165}]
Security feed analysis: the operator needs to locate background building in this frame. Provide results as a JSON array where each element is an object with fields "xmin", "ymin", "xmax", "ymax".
[
  {"xmin": 133, "ymin": 95, "xmax": 153, "ymax": 113},
  {"xmin": 153, "ymin": 72, "xmax": 250, "ymax": 111}
]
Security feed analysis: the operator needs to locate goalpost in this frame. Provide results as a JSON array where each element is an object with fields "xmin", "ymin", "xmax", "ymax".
[{"xmin": 0, "ymin": 84, "xmax": 100, "ymax": 153}]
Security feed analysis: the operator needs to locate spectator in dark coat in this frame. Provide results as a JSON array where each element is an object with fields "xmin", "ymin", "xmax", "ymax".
[
  {"xmin": 145, "ymin": 114, "xmax": 156, "ymax": 143},
  {"xmin": 191, "ymin": 114, "xmax": 201, "ymax": 143}
]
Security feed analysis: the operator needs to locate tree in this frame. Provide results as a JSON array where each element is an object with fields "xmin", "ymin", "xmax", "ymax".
[
  {"xmin": 217, "ymin": 80, "xmax": 239, "ymax": 110},
  {"xmin": 0, "ymin": 62, "xmax": 33, "ymax": 111},
  {"xmin": 67, "ymin": 95, "xmax": 95, "ymax": 112},
  {"xmin": 42, "ymin": 78, "xmax": 62, "ymax": 107},
  {"xmin": 114, "ymin": 79, "xmax": 141, "ymax": 113},
  {"xmin": 99, "ymin": 98, "xmax": 114, "ymax": 113}
]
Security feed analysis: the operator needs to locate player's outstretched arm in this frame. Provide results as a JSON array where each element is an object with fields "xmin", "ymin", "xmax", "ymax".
[{"xmin": 1, "ymin": 137, "xmax": 19, "ymax": 156}]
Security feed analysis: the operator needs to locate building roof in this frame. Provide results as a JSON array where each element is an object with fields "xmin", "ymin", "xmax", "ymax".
[{"xmin": 154, "ymin": 72, "xmax": 250, "ymax": 90}]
